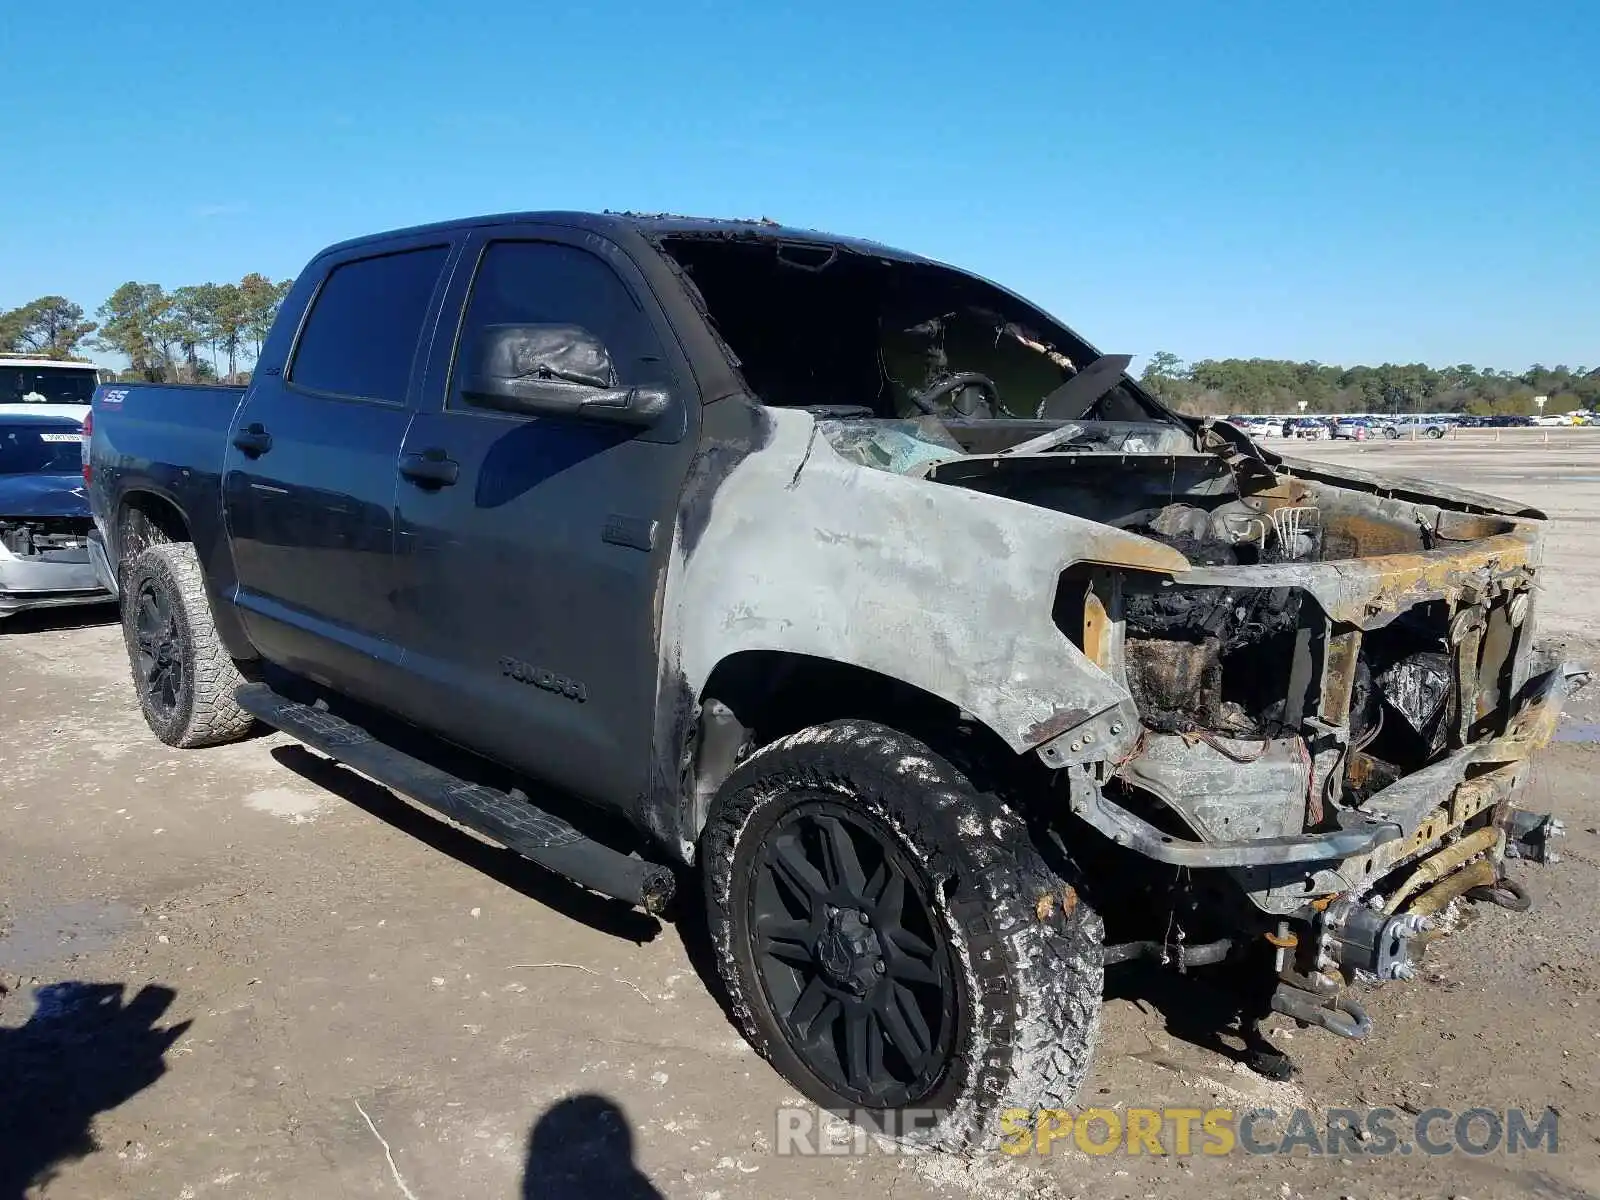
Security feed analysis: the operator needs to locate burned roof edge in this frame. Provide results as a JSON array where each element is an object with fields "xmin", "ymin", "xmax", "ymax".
[{"xmin": 311, "ymin": 210, "xmax": 929, "ymax": 265}]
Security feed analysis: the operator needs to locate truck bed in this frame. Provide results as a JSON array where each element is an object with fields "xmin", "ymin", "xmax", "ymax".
[{"xmin": 87, "ymin": 382, "xmax": 247, "ymax": 591}]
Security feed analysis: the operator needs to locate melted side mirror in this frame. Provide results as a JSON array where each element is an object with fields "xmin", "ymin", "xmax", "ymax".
[{"xmin": 459, "ymin": 323, "xmax": 670, "ymax": 427}]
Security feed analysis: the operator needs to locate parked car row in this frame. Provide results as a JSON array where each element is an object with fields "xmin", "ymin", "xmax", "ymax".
[
  {"xmin": 1225, "ymin": 409, "xmax": 1600, "ymax": 441},
  {"xmin": 1227, "ymin": 415, "xmax": 1447, "ymax": 441}
]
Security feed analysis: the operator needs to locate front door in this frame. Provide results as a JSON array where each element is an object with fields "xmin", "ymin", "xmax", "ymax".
[
  {"xmin": 223, "ymin": 239, "xmax": 457, "ymax": 703},
  {"xmin": 391, "ymin": 230, "xmax": 697, "ymax": 812}
]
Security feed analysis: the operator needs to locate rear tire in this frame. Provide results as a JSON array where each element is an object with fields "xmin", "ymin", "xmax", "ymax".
[
  {"xmin": 121, "ymin": 542, "xmax": 256, "ymax": 748},
  {"xmin": 702, "ymin": 719, "xmax": 1103, "ymax": 1150}
]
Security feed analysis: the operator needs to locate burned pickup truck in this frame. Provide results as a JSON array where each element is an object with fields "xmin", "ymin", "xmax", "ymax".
[{"xmin": 86, "ymin": 212, "xmax": 1582, "ymax": 1148}]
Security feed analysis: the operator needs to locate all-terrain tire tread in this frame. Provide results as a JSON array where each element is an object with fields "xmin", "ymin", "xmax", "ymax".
[
  {"xmin": 701, "ymin": 719, "xmax": 1102, "ymax": 1151},
  {"xmin": 122, "ymin": 542, "xmax": 255, "ymax": 748}
]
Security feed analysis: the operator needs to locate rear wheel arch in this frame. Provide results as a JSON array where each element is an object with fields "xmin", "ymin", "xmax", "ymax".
[
  {"xmin": 115, "ymin": 489, "xmax": 258, "ymax": 665},
  {"xmin": 117, "ymin": 491, "xmax": 191, "ymax": 561}
]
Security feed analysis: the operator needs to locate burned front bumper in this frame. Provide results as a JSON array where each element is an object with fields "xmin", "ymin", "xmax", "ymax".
[
  {"xmin": 1063, "ymin": 658, "xmax": 1585, "ymax": 887},
  {"xmin": 1038, "ymin": 507, "xmax": 1582, "ymax": 914}
]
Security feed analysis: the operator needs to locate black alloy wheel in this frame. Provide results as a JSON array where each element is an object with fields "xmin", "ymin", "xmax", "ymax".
[
  {"xmin": 133, "ymin": 578, "xmax": 184, "ymax": 719},
  {"xmin": 120, "ymin": 542, "xmax": 256, "ymax": 748},
  {"xmin": 749, "ymin": 799, "xmax": 958, "ymax": 1108},
  {"xmin": 702, "ymin": 719, "xmax": 1105, "ymax": 1149}
]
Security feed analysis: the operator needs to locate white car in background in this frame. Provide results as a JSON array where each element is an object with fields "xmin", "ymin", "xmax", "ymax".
[
  {"xmin": 0, "ymin": 358, "xmax": 106, "ymax": 422},
  {"xmin": 1230, "ymin": 417, "xmax": 1277, "ymax": 439}
]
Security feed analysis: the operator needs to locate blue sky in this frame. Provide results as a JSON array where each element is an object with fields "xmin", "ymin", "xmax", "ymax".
[{"xmin": 4, "ymin": 0, "xmax": 1596, "ymax": 372}]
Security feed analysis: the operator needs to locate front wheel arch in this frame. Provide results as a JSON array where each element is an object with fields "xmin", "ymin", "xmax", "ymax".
[{"xmin": 687, "ymin": 650, "xmax": 1026, "ymax": 842}]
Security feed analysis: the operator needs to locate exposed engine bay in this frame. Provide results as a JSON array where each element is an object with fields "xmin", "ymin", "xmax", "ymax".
[
  {"xmin": 0, "ymin": 515, "xmax": 92, "ymax": 559},
  {"xmin": 0, "ymin": 514, "xmax": 106, "ymax": 618}
]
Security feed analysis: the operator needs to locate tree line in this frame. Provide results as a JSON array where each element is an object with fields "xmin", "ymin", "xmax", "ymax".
[
  {"xmin": 1140, "ymin": 352, "xmax": 1600, "ymax": 418},
  {"xmin": 0, "ymin": 276, "xmax": 293, "ymax": 383}
]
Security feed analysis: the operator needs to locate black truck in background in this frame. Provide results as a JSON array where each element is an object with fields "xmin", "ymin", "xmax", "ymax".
[{"xmin": 87, "ymin": 211, "xmax": 1577, "ymax": 1148}]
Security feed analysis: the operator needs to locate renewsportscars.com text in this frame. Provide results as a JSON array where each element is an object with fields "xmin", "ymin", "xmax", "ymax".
[{"xmin": 771, "ymin": 1105, "xmax": 1560, "ymax": 1157}]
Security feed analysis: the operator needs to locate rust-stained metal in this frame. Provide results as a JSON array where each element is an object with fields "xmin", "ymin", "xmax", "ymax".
[
  {"xmin": 1407, "ymin": 857, "xmax": 1498, "ymax": 917},
  {"xmin": 1075, "ymin": 529, "xmax": 1192, "ymax": 574},
  {"xmin": 1082, "ymin": 583, "xmax": 1113, "ymax": 670},
  {"xmin": 1453, "ymin": 624, "xmax": 1484, "ymax": 747},
  {"xmin": 1060, "ymin": 883, "xmax": 1079, "ymax": 917},
  {"xmin": 1182, "ymin": 530, "xmax": 1540, "ymax": 629},
  {"xmin": 1024, "ymin": 707, "xmax": 1093, "ymax": 746},
  {"xmin": 1474, "ymin": 663, "xmax": 1587, "ymax": 759},
  {"xmin": 1453, "ymin": 763, "xmax": 1521, "ymax": 824},
  {"xmin": 1475, "ymin": 602, "xmax": 1515, "ymax": 724},
  {"xmin": 1319, "ymin": 629, "xmax": 1362, "ymax": 727},
  {"xmin": 1321, "ymin": 511, "xmax": 1428, "ymax": 558},
  {"xmin": 1383, "ymin": 825, "xmax": 1501, "ymax": 913}
]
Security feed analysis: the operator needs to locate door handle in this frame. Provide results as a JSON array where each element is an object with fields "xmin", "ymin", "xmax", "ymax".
[
  {"xmin": 399, "ymin": 450, "xmax": 460, "ymax": 488},
  {"xmin": 232, "ymin": 422, "xmax": 272, "ymax": 457}
]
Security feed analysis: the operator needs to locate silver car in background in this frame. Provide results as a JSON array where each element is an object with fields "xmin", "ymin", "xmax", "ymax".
[{"xmin": 0, "ymin": 410, "xmax": 110, "ymax": 620}]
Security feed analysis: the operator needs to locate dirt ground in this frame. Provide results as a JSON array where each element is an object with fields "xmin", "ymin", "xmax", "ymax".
[{"xmin": 2, "ymin": 428, "xmax": 1597, "ymax": 1200}]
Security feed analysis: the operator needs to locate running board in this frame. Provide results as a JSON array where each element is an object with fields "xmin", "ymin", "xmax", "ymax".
[{"xmin": 235, "ymin": 683, "xmax": 675, "ymax": 913}]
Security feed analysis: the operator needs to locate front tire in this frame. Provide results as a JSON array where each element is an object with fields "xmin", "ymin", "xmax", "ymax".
[
  {"xmin": 702, "ymin": 720, "xmax": 1103, "ymax": 1150},
  {"xmin": 121, "ymin": 542, "xmax": 256, "ymax": 748}
]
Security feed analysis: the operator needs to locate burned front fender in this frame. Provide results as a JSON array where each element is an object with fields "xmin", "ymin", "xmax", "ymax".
[{"xmin": 658, "ymin": 406, "xmax": 1177, "ymax": 756}]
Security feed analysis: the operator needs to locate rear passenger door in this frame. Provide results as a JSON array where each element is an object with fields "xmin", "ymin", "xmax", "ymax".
[
  {"xmin": 390, "ymin": 227, "xmax": 698, "ymax": 814},
  {"xmin": 222, "ymin": 236, "xmax": 458, "ymax": 705}
]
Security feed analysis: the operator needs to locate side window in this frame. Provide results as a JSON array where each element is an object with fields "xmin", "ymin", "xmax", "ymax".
[
  {"xmin": 290, "ymin": 245, "xmax": 450, "ymax": 404},
  {"xmin": 451, "ymin": 240, "xmax": 667, "ymax": 411}
]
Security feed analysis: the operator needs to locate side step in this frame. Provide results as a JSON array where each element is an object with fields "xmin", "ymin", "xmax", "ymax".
[{"xmin": 235, "ymin": 683, "xmax": 675, "ymax": 914}]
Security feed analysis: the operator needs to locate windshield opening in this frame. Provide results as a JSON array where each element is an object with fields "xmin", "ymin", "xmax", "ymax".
[
  {"xmin": 658, "ymin": 236, "xmax": 1171, "ymax": 426},
  {"xmin": 0, "ymin": 423, "xmax": 84, "ymax": 476},
  {"xmin": 0, "ymin": 365, "xmax": 98, "ymax": 406}
]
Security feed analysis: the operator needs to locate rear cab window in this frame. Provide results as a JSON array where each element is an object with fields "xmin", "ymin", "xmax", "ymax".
[
  {"xmin": 1, "ymin": 365, "xmax": 99, "ymax": 406},
  {"xmin": 290, "ymin": 245, "xmax": 451, "ymax": 404}
]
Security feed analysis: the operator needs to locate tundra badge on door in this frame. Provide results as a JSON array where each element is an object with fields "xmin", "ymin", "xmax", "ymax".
[{"xmin": 499, "ymin": 657, "xmax": 588, "ymax": 703}]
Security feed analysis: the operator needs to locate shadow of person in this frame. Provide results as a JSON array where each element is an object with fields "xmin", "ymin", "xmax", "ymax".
[
  {"xmin": 522, "ymin": 1094, "xmax": 663, "ymax": 1200},
  {"xmin": 0, "ymin": 981, "xmax": 191, "ymax": 1199}
]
